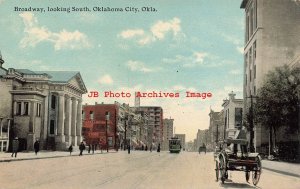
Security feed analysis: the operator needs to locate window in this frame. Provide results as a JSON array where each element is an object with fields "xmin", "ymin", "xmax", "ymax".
[
  {"xmin": 250, "ymin": 7, "xmax": 254, "ymax": 36},
  {"xmin": 246, "ymin": 15, "xmax": 249, "ymax": 41},
  {"xmin": 82, "ymin": 110, "xmax": 85, "ymax": 120},
  {"xmin": 90, "ymin": 111, "xmax": 94, "ymax": 120},
  {"xmin": 249, "ymin": 47, "xmax": 252, "ymax": 67},
  {"xmin": 254, "ymin": 0, "xmax": 257, "ymax": 29},
  {"xmin": 16, "ymin": 102, "xmax": 22, "ymax": 115},
  {"xmin": 51, "ymin": 95, "xmax": 56, "ymax": 109},
  {"xmin": 235, "ymin": 108, "xmax": 243, "ymax": 128},
  {"xmin": 24, "ymin": 102, "xmax": 29, "ymax": 115},
  {"xmin": 36, "ymin": 103, "xmax": 41, "ymax": 117},
  {"xmin": 50, "ymin": 120, "xmax": 55, "ymax": 134},
  {"xmin": 253, "ymin": 41, "xmax": 256, "ymax": 60},
  {"xmin": 254, "ymin": 65, "xmax": 256, "ymax": 79}
]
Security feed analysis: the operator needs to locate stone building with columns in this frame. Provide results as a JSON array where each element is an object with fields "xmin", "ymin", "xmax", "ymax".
[{"xmin": 0, "ymin": 55, "xmax": 87, "ymax": 151}]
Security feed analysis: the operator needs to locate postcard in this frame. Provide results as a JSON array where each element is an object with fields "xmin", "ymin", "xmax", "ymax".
[{"xmin": 0, "ymin": 0, "xmax": 299, "ymax": 189}]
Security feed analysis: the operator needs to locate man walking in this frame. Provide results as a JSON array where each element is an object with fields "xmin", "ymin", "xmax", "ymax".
[
  {"xmin": 34, "ymin": 139, "xmax": 40, "ymax": 155},
  {"xmin": 79, "ymin": 142, "xmax": 85, "ymax": 156},
  {"xmin": 11, "ymin": 137, "xmax": 19, "ymax": 158}
]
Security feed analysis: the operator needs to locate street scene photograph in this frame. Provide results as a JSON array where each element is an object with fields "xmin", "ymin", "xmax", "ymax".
[{"xmin": 0, "ymin": 0, "xmax": 300, "ymax": 188}]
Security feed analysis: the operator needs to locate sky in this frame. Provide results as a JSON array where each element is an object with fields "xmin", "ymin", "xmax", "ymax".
[{"xmin": 0, "ymin": 0, "xmax": 244, "ymax": 142}]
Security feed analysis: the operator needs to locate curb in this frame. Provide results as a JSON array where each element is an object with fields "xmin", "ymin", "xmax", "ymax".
[
  {"xmin": 0, "ymin": 152, "xmax": 109, "ymax": 163},
  {"xmin": 262, "ymin": 167, "xmax": 300, "ymax": 178}
]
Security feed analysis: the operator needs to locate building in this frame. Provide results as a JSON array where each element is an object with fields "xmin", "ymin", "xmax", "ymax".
[
  {"xmin": 196, "ymin": 129, "xmax": 208, "ymax": 150},
  {"xmin": 0, "ymin": 55, "xmax": 87, "ymax": 151},
  {"xmin": 222, "ymin": 92, "xmax": 243, "ymax": 139},
  {"xmin": 162, "ymin": 118, "xmax": 174, "ymax": 151},
  {"xmin": 241, "ymin": 0, "xmax": 300, "ymax": 153},
  {"xmin": 137, "ymin": 106, "xmax": 163, "ymax": 148},
  {"xmin": 207, "ymin": 110, "xmax": 224, "ymax": 150},
  {"xmin": 82, "ymin": 103, "xmax": 119, "ymax": 149},
  {"xmin": 174, "ymin": 134, "xmax": 185, "ymax": 150}
]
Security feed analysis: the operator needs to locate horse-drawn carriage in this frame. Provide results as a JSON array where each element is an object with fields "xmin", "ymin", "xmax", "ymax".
[{"xmin": 214, "ymin": 138, "xmax": 262, "ymax": 186}]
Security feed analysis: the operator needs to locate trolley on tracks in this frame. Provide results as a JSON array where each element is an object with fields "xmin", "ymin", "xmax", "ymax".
[
  {"xmin": 215, "ymin": 138, "xmax": 262, "ymax": 186},
  {"xmin": 169, "ymin": 137, "xmax": 181, "ymax": 153}
]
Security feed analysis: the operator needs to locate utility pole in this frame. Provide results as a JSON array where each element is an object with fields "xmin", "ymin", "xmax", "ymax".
[
  {"xmin": 216, "ymin": 124, "xmax": 219, "ymax": 144},
  {"xmin": 248, "ymin": 95, "xmax": 256, "ymax": 153},
  {"xmin": 124, "ymin": 116, "xmax": 127, "ymax": 151},
  {"xmin": 105, "ymin": 112, "xmax": 110, "ymax": 153}
]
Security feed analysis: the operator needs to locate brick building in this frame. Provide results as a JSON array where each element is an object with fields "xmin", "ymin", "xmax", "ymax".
[{"xmin": 82, "ymin": 103, "xmax": 118, "ymax": 149}]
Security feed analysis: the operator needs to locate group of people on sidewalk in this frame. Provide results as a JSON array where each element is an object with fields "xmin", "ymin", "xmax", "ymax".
[
  {"xmin": 9, "ymin": 138, "xmax": 161, "ymax": 158},
  {"xmin": 68, "ymin": 142, "xmax": 102, "ymax": 156},
  {"xmin": 10, "ymin": 138, "xmax": 40, "ymax": 158}
]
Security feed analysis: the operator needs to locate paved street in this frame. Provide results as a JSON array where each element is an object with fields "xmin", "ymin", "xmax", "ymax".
[{"xmin": 0, "ymin": 151, "xmax": 299, "ymax": 189}]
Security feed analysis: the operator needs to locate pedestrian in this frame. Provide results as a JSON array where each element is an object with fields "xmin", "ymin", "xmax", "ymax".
[
  {"xmin": 34, "ymin": 139, "xmax": 40, "ymax": 155},
  {"xmin": 11, "ymin": 137, "xmax": 19, "ymax": 158},
  {"xmin": 68, "ymin": 145, "xmax": 73, "ymax": 155},
  {"xmin": 127, "ymin": 144, "xmax": 130, "ymax": 154},
  {"xmin": 92, "ymin": 144, "xmax": 95, "ymax": 154},
  {"xmin": 79, "ymin": 142, "xmax": 85, "ymax": 156},
  {"xmin": 157, "ymin": 143, "xmax": 161, "ymax": 153},
  {"xmin": 88, "ymin": 144, "xmax": 91, "ymax": 153},
  {"xmin": 145, "ymin": 145, "xmax": 148, "ymax": 151}
]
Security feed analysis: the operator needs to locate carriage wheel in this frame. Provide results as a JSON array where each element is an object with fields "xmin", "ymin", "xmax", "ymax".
[
  {"xmin": 219, "ymin": 156, "xmax": 226, "ymax": 184},
  {"xmin": 245, "ymin": 171, "xmax": 250, "ymax": 182},
  {"xmin": 215, "ymin": 161, "xmax": 219, "ymax": 181},
  {"xmin": 252, "ymin": 157, "xmax": 262, "ymax": 186}
]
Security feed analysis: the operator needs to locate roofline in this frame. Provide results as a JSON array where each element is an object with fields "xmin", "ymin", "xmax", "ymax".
[{"xmin": 240, "ymin": 0, "xmax": 248, "ymax": 9}]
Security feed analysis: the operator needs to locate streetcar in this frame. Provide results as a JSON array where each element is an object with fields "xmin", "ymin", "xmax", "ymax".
[{"xmin": 169, "ymin": 137, "xmax": 181, "ymax": 153}]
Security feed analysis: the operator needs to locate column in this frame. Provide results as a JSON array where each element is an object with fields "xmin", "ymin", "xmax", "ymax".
[
  {"xmin": 7, "ymin": 119, "xmax": 11, "ymax": 152},
  {"xmin": 64, "ymin": 95, "xmax": 72, "ymax": 145},
  {"xmin": 27, "ymin": 101, "xmax": 35, "ymax": 150},
  {"xmin": 71, "ymin": 97, "xmax": 77, "ymax": 146},
  {"xmin": 0, "ymin": 118, "xmax": 3, "ymax": 137},
  {"xmin": 56, "ymin": 93, "xmax": 65, "ymax": 144},
  {"xmin": 76, "ymin": 99, "xmax": 82, "ymax": 145},
  {"xmin": 29, "ymin": 101, "xmax": 35, "ymax": 133}
]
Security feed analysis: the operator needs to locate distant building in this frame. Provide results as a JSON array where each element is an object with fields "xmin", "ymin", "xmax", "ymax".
[
  {"xmin": 207, "ymin": 110, "xmax": 224, "ymax": 150},
  {"xmin": 0, "ymin": 55, "xmax": 87, "ymax": 151},
  {"xmin": 137, "ymin": 106, "xmax": 163, "ymax": 148},
  {"xmin": 222, "ymin": 92, "xmax": 243, "ymax": 139},
  {"xmin": 162, "ymin": 118, "xmax": 174, "ymax": 151},
  {"xmin": 241, "ymin": 0, "xmax": 300, "ymax": 153},
  {"xmin": 196, "ymin": 129, "xmax": 208, "ymax": 150}
]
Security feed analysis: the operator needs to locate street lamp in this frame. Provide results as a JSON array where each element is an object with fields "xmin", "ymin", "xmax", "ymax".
[{"xmin": 105, "ymin": 111, "xmax": 110, "ymax": 152}]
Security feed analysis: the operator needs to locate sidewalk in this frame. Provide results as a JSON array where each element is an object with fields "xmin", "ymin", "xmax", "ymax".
[
  {"xmin": 0, "ymin": 149, "xmax": 113, "ymax": 163},
  {"xmin": 262, "ymin": 159, "xmax": 300, "ymax": 178}
]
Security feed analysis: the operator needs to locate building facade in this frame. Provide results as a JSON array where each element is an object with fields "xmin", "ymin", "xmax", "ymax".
[
  {"xmin": 82, "ymin": 103, "xmax": 119, "ymax": 149},
  {"xmin": 241, "ymin": 0, "xmax": 300, "ymax": 152},
  {"xmin": 222, "ymin": 92, "xmax": 243, "ymax": 139},
  {"xmin": 0, "ymin": 55, "xmax": 87, "ymax": 151},
  {"xmin": 196, "ymin": 129, "xmax": 208, "ymax": 150},
  {"xmin": 137, "ymin": 106, "xmax": 163, "ymax": 148},
  {"xmin": 207, "ymin": 110, "xmax": 224, "ymax": 150},
  {"xmin": 162, "ymin": 118, "xmax": 174, "ymax": 151}
]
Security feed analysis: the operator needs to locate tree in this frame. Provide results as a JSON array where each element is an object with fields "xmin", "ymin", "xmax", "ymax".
[{"xmin": 250, "ymin": 65, "xmax": 300, "ymax": 154}]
